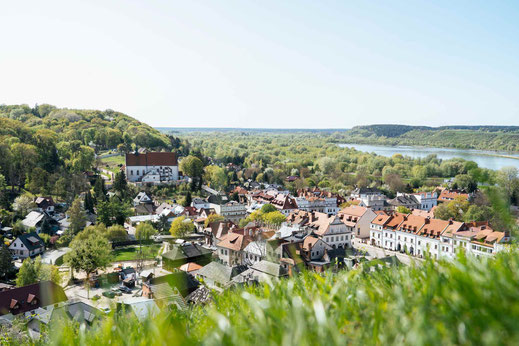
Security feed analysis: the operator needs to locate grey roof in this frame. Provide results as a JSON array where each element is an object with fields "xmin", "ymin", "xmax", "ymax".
[
  {"xmin": 22, "ymin": 211, "xmax": 45, "ymax": 228},
  {"xmin": 120, "ymin": 299, "xmax": 160, "ymax": 321},
  {"xmin": 15, "ymin": 232, "xmax": 44, "ymax": 251},
  {"xmin": 196, "ymin": 262, "xmax": 247, "ymax": 285},
  {"xmin": 162, "ymin": 243, "xmax": 212, "ymax": 262},
  {"xmin": 50, "ymin": 301, "xmax": 103, "ymax": 326},
  {"xmin": 250, "ymin": 260, "xmax": 288, "ymax": 277},
  {"xmin": 133, "ymin": 192, "xmax": 152, "ymax": 204},
  {"xmin": 186, "ymin": 286, "xmax": 212, "ymax": 305},
  {"xmin": 387, "ymin": 194, "xmax": 419, "ymax": 207}
]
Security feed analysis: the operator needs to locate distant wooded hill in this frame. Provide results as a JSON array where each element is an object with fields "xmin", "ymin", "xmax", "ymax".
[{"xmin": 340, "ymin": 124, "xmax": 519, "ymax": 152}]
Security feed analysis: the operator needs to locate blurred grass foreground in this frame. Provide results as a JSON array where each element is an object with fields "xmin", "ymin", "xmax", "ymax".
[{"xmin": 9, "ymin": 249, "xmax": 519, "ymax": 346}]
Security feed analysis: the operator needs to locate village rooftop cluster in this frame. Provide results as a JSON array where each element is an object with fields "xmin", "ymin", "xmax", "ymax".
[{"xmin": 0, "ymin": 150, "xmax": 513, "ymax": 338}]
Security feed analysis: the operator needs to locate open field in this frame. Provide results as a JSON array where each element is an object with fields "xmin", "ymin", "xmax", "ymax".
[{"xmin": 112, "ymin": 244, "xmax": 162, "ymax": 262}]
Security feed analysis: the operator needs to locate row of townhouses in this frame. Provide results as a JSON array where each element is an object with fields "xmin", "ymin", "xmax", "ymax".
[{"xmin": 370, "ymin": 212, "xmax": 509, "ymax": 259}]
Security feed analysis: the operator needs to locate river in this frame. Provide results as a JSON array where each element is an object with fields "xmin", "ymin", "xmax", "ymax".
[{"xmin": 339, "ymin": 143, "xmax": 519, "ymax": 171}]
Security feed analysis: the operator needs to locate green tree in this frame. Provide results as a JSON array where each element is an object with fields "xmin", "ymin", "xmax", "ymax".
[
  {"xmin": 13, "ymin": 194, "xmax": 35, "ymax": 216},
  {"xmin": 179, "ymin": 155, "xmax": 204, "ymax": 190},
  {"xmin": 69, "ymin": 197, "xmax": 87, "ymax": 234},
  {"xmin": 135, "ymin": 222, "xmax": 157, "ymax": 241},
  {"xmin": 396, "ymin": 206, "xmax": 411, "ymax": 214},
  {"xmin": 96, "ymin": 198, "xmax": 131, "ymax": 226},
  {"xmin": 16, "ymin": 258, "xmax": 39, "ymax": 286},
  {"xmin": 169, "ymin": 216, "xmax": 195, "ymax": 238},
  {"xmin": 65, "ymin": 231, "xmax": 112, "ymax": 298},
  {"xmin": 260, "ymin": 204, "xmax": 277, "ymax": 214},
  {"xmin": 204, "ymin": 214, "xmax": 225, "ymax": 227},
  {"xmin": 182, "ymin": 191, "xmax": 192, "ymax": 207},
  {"xmin": 463, "ymin": 205, "xmax": 493, "ymax": 223},
  {"xmin": 105, "ymin": 225, "xmax": 128, "ymax": 242},
  {"xmin": 113, "ymin": 171, "xmax": 128, "ymax": 196},
  {"xmin": 84, "ymin": 190, "xmax": 95, "ymax": 214},
  {"xmin": 93, "ymin": 177, "xmax": 107, "ymax": 203},
  {"xmin": 262, "ymin": 211, "xmax": 286, "ymax": 227},
  {"xmin": 156, "ymin": 214, "xmax": 170, "ymax": 234},
  {"xmin": 204, "ymin": 165, "xmax": 228, "ymax": 190},
  {"xmin": 0, "ymin": 246, "xmax": 14, "ymax": 279}
]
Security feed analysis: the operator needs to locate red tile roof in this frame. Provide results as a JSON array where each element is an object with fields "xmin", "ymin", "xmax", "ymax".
[{"xmin": 126, "ymin": 152, "xmax": 178, "ymax": 166}]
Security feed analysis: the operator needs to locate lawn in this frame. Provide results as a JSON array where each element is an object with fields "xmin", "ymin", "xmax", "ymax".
[
  {"xmin": 112, "ymin": 244, "xmax": 162, "ymax": 262},
  {"xmin": 99, "ymin": 154, "xmax": 125, "ymax": 173}
]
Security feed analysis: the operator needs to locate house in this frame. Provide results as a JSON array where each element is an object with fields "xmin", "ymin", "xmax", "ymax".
[
  {"xmin": 412, "ymin": 192, "xmax": 438, "ymax": 210},
  {"xmin": 452, "ymin": 222, "xmax": 508, "ymax": 258},
  {"xmin": 387, "ymin": 194, "xmax": 420, "ymax": 211},
  {"xmin": 370, "ymin": 213, "xmax": 391, "ymax": 247},
  {"xmin": 338, "ymin": 206, "xmax": 377, "ymax": 240},
  {"xmin": 133, "ymin": 192, "xmax": 153, "ymax": 207},
  {"xmin": 241, "ymin": 240, "xmax": 267, "ymax": 265},
  {"xmin": 216, "ymin": 232, "xmax": 251, "ymax": 266},
  {"xmin": 437, "ymin": 189, "xmax": 470, "ymax": 203},
  {"xmin": 161, "ymin": 243, "xmax": 213, "ymax": 271},
  {"xmin": 203, "ymin": 221, "xmax": 233, "ymax": 246},
  {"xmin": 211, "ymin": 201, "xmax": 247, "ymax": 222},
  {"xmin": 351, "ymin": 187, "xmax": 384, "ymax": 199},
  {"xmin": 34, "ymin": 197, "xmax": 55, "ymax": 214},
  {"xmin": 26, "ymin": 301, "xmax": 103, "ymax": 338},
  {"xmin": 141, "ymin": 282, "xmax": 187, "ymax": 310},
  {"xmin": 195, "ymin": 261, "xmax": 247, "ymax": 291},
  {"xmin": 233, "ymin": 260, "xmax": 288, "ymax": 284},
  {"xmin": 295, "ymin": 188, "xmax": 344, "ymax": 215},
  {"xmin": 191, "ymin": 198, "xmax": 210, "ymax": 210},
  {"xmin": 117, "ymin": 298, "xmax": 161, "ymax": 321},
  {"xmin": 179, "ymin": 262, "xmax": 203, "ymax": 274},
  {"xmin": 21, "ymin": 211, "xmax": 57, "ymax": 233},
  {"xmin": 149, "ymin": 272, "xmax": 199, "ymax": 298},
  {"xmin": 125, "ymin": 152, "xmax": 179, "ymax": 183},
  {"xmin": 286, "ymin": 210, "xmax": 353, "ymax": 249},
  {"xmin": 9, "ymin": 233, "xmax": 45, "ymax": 259},
  {"xmin": 0, "ymin": 281, "xmax": 67, "ymax": 316},
  {"xmin": 302, "ymin": 236, "xmax": 332, "ymax": 260},
  {"xmin": 185, "ymin": 286, "xmax": 212, "ymax": 305}
]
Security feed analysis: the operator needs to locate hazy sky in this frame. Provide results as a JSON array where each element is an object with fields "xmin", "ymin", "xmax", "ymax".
[{"xmin": 1, "ymin": 1, "xmax": 519, "ymax": 128}]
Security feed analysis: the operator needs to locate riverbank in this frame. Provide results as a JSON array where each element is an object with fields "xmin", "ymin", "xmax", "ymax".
[{"xmin": 339, "ymin": 143, "xmax": 519, "ymax": 170}]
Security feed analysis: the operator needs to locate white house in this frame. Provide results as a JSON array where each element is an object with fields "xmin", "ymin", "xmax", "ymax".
[
  {"xmin": 126, "ymin": 152, "xmax": 179, "ymax": 183},
  {"xmin": 412, "ymin": 192, "xmax": 438, "ymax": 211},
  {"xmin": 338, "ymin": 206, "xmax": 377, "ymax": 240},
  {"xmin": 9, "ymin": 233, "xmax": 45, "ymax": 259}
]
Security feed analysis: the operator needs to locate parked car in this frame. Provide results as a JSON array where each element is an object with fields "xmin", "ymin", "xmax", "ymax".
[
  {"xmin": 118, "ymin": 286, "xmax": 132, "ymax": 294},
  {"xmin": 102, "ymin": 291, "xmax": 116, "ymax": 299},
  {"xmin": 99, "ymin": 307, "xmax": 111, "ymax": 314},
  {"xmin": 110, "ymin": 287, "xmax": 122, "ymax": 296}
]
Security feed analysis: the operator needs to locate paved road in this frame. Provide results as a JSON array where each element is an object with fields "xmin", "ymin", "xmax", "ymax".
[{"xmin": 352, "ymin": 239, "xmax": 423, "ymax": 266}]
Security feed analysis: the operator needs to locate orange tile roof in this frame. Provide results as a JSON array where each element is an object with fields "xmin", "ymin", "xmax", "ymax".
[
  {"xmin": 217, "ymin": 233, "xmax": 250, "ymax": 252},
  {"xmin": 179, "ymin": 262, "xmax": 203, "ymax": 272},
  {"xmin": 339, "ymin": 205, "xmax": 368, "ymax": 217}
]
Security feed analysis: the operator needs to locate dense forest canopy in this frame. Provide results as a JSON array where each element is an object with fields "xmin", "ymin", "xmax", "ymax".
[
  {"xmin": 0, "ymin": 104, "xmax": 174, "ymax": 199},
  {"xmin": 339, "ymin": 124, "xmax": 519, "ymax": 151}
]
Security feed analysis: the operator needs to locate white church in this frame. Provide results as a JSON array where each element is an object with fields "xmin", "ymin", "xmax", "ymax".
[{"xmin": 125, "ymin": 152, "xmax": 179, "ymax": 184}]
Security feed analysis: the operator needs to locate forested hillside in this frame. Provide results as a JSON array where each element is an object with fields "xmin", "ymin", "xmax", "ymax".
[
  {"xmin": 339, "ymin": 125, "xmax": 519, "ymax": 152},
  {"xmin": 0, "ymin": 104, "xmax": 172, "ymax": 199}
]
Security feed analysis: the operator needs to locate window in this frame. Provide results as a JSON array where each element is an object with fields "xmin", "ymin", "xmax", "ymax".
[
  {"xmin": 418, "ymin": 241, "xmax": 421, "ymax": 245},
  {"xmin": 137, "ymin": 170, "xmax": 140, "ymax": 175},
  {"xmin": 434, "ymin": 245, "xmax": 437, "ymax": 250},
  {"xmin": 130, "ymin": 170, "xmax": 133, "ymax": 175}
]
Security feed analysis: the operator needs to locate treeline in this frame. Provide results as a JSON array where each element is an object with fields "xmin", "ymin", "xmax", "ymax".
[
  {"xmin": 176, "ymin": 131, "xmax": 500, "ymax": 194},
  {"xmin": 338, "ymin": 124, "xmax": 519, "ymax": 151},
  {"xmin": 0, "ymin": 104, "xmax": 172, "ymax": 151},
  {"xmin": 0, "ymin": 103, "xmax": 180, "ymax": 208}
]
